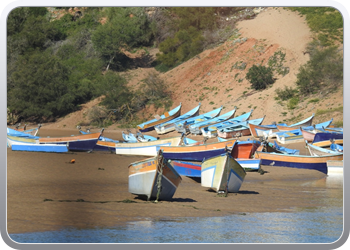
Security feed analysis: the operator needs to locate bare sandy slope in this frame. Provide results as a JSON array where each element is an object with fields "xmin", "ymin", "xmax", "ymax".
[{"xmin": 40, "ymin": 7, "xmax": 342, "ymax": 132}]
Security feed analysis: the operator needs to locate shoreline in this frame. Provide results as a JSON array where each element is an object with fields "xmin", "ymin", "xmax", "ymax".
[{"xmin": 7, "ymin": 128, "xmax": 338, "ymax": 235}]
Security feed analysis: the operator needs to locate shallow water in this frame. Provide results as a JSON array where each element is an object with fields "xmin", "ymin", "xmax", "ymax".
[{"xmin": 9, "ymin": 175, "xmax": 343, "ymax": 244}]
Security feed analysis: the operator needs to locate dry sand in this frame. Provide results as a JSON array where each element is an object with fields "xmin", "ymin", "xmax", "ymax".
[{"xmin": 7, "ymin": 128, "xmax": 335, "ymax": 234}]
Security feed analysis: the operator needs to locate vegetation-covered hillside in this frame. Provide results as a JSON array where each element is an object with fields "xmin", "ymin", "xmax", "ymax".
[{"xmin": 7, "ymin": 7, "xmax": 343, "ymax": 128}]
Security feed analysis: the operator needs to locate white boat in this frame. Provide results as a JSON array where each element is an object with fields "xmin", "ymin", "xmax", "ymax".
[
  {"xmin": 128, "ymin": 150, "xmax": 182, "ymax": 201},
  {"xmin": 201, "ymin": 152, "xmax": 246, "ymax": 193}
]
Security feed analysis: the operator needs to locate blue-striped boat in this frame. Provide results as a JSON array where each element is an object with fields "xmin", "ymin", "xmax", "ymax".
[
  {"xmin": 217, "ymin": 117, "xmax": 265, "ymax": 139},
  {"xmin": 254, "ymin": 150, "xmax": 343, "ymax": 175},
  {"xmin": 174, "ymin": 106, "xmax": 223, "ymax": 133},
  {"xmin": 189, "ymin": 108, "xmax": 237, "ymax": 135},
  {"xmin": 154, "ymin": 103, "xmax": 201, "ymax": 134},
  {"xmin": 312, "ymin": 132, "xmax": 343, "ymax": 147},
  {"xmin": 275, "ymin": 129, "xmax": 304, "ymax": 144},
  {"xmin": 201, "ymin": 110, "xmax": 253, "ymax": 138},
  {"xmin": 306, "ymin": 141, "xmax": 343, "ymax": 157},
  {"xmin": 276, "ymin": 114, "xmax": 315, "ymax": 131},
  {"xmin": 137, "ymin": 103, "xmax": 182, "ymax": 132},
  {"xmin": 157, "ymin": 138, "xmax": 237, "ymax": 161}
]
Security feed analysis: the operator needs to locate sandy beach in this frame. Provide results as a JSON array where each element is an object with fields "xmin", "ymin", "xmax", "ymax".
[{"xmin": 7, "ymin": 127, "xmax": 335, "ymax": 235}]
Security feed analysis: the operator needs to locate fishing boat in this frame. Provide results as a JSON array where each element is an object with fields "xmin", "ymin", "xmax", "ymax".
[
  {"xmin": 231, "ymin": 139, "xmax": 261, "ymax": 159},
  {"xmin": 171, "ymin": 160, "xmax": 202, "ymax": 177},
  {"xmin": 154, "ymin": 103, "xmax": 201, "ymax": 134},
  {"xmin": 7, "ymin": 127, "xmax": 40, "ymax": 137},
  {"xmin": 171, "ymin": 156, "xmax": 260, "ymax": 177},
  {"xmin": 300, "ymin": 127, "xmax": 320, "ymax": 143},
  {"xmin": 7, "ymin": 134, "xmax": 39, "ymax": 148},
  {"xmin": 311, "ymin": 131, "xmax": 343, "ymax": 147},
  {"xmin": 137, "ymin": 103, "xmax": 182, "ymax": 132},
  {"xmin": 255, "ymin": 139, "xmax": 300, "ymax": 155},
  {"xmin": 11, "ymin": 143, "xmax": 68, "ymax": 153},
  {"xmin": 275, "ymin": 114, "xmax": 315, "ymax": 131},
  {"xmin": 38, "ymin": 130, "xmax": 103, "ymax": 152},
  {"xmin": 201, "ymin": 110, "xmax": 253, "ymax": 138},
  {"xmin": 217, "ymin": 117, "xmax": 265, "ymax": 139},
  {"xmin": 201, "ymin": 152, "xmax": 246, "ymax": 193},
  {"xmin": 254, "ymin": 150, "xmax": 342, "ymax": 175},
  {"xmin": 9, "ymin": 124, "xmax": 42, "ymax": 136},
  {"xmin": 128, "ymin": 150, "xmax": 182, "ymax": 201},
  {"xmin": 248, "ymin": 122, "xmax": 287, "ymax": 138},
  {"xmin": 174, "ymin": 106, "xmax": 223, "ymax": 133},
  {"xmin": 306, "ymin": 141, "xmax": 343, "ymax": 158},
  {"xmin": 275, "ymin": 129, "xmax": 304, "ymax": 144},
  {"xmin": 115, "ymin": 136, "xmax": 182, "ymax": 156},
  {"xmin": 188, "ymin": 108, "xmax": 237, "ymax": 135},
  {"xmin": 157, "ymin": 138, "xmax": 237, "ymax": 161}
]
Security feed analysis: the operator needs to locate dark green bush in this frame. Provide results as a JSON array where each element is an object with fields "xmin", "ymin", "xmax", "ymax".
[
  {"xmin": 275, "ymin": 86, "xmax": 297, "ymax": 101},
  {"xmin": 246, "ymin": 65, "xmax": 275, "ymax": 90}
]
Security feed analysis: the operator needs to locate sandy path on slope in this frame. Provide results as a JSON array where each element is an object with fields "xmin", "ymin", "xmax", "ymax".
[{"xmin": 237, "ymin": 7, "xmax": 312, "ymax": 65}]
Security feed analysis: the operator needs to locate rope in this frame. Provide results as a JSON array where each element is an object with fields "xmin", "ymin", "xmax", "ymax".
[{"xmin": 155, "ymin": 150, "xmax": 164, "ymax": 203}]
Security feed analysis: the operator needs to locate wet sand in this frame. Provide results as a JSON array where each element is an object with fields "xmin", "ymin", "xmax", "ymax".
[{"xmin": 7, "ymin": 128, "xmax": 332, "ymax": 234}]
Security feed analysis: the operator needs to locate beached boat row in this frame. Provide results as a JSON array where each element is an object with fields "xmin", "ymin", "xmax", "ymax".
[
  {"xmin": 8, "ymin": 108, "xmax": 343, "ymax": 202},
  {"xmin": 134, "ymin": 104, "xmax": 343, "ymax": 148}
]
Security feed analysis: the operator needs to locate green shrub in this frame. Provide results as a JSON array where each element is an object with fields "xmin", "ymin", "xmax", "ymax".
[
  {"xmin": 275, "ymin": 86, "xmax": 297, "ymax": 101},
  {"xmin": 246, "ymin": 65, "xmax": 275, "ymax": 90},
  {"xmin": 287, "ymin": 97, "xmax": 299, "ymax": 109}
]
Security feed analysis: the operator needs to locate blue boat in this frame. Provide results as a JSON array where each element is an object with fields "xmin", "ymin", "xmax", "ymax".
[
  {"xmin": 174, "ymin": 106, "xmax": 223, "ymax": 133},
  {"xmin": 276, "ymin": 113, "xmax": 315, "ymax": 131},
  {"xmin": 201, "ymin": 110, "xmax": 253, "ymax": 138},
  {"xmin": 312, "ymin": 132, "xmax": 343, "ymax": 147},
  {"xmin": 154, "ymin": 103, "xmax": 201, "ymax": 134},
  {"xmin": 137, "ymin": 103, "xmax": 182, "ymax": 132},
  {"xmin": 189, "ymin": 108, "xmax": 237, "ymax": 135},
  {"xmin": 12, "ymin": 143, "xmax": 68, "ymax": 153}
]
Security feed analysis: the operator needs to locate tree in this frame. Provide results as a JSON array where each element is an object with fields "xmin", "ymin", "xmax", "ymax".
[
  {"xmin": 246, "ymin": 65, "xmax": 275, "ymax": 90},
  {"xmin": 92, "ymin": 7, "xmax": 154, "ymax": 71},
  {"xmin": 97, "ymin": 71, "xmax": 134, "ymax": 119},
  {"xmin": 8, "ymin": 51, "xmax": 74, "ymax": 120}
]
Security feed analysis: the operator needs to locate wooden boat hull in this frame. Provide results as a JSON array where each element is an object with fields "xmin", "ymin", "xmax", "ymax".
[
  {"xmin": 7, "ymin": 135, "xmax": 38, "ymax": 147},
  {"xmin": 174, "ymin": 106, "xmax": 223, "ymax": 133},
  {"xmin": 231, "ymin": 140, "xmax": 261, "ymax": 159},
  {"xmin": 236, "ymin": 158, "xmax": 261, "ymax": 172},
  {"xmin": 171, "ymin": 160, "xmax": 202, "ymax": 177},
  {"xmin": 248, "ymin": 123, "xmax": 280, "ymax": 138},
  {"xmin": 158, "ymin": 139, "xmax": 237, "ymax": 161},
  {"xmin": 201, "ymin": 153, "xmax": 246, "ymax": 193},
  {"xmin": 154, "ymin": 103, "xmax": 201, "ymax": 135},
  {"xmin": 171, "ymin": 157, "xmax": 261, "ymax": 177},
  {"xmin": 254, "ymin": 151, "xmax": 343, "ymax": 175},
  {"xmin": 306, "ymin": 142, "xmax": 343, "ymax": 158},
  {"xmin": 137, "ymin": 104, "xmax": 182, "ymax": 132},
  {"xmin": 201, "ymin": 111, "xmax": 253, "ymax": 138},
  {"xmin": 312, "ymin": 132, "xmax": 343, "ymax": 146},
  {"xmin": 128, "ymin": 151, "xmax": 182, "ymax": 201},
  {"xmin": 216, "ymin": 118, "xmax": 265, "ymax": 139},
  {"xmin": 217, "ymin": 127, "xmax": 251, "ymax": 138},
  {"xmin": 38, "ymin": 132, "xmax": 102, "ymax": 152},
  {"xmin": 275, "ymin": 130, "xmax": 304, "ymax": 144},
  {"xmin": 115, "ymin": 137, "xmax": 182, "ymax": 156},
  {"xmin": 188, "ymin": 108, "xmax": 236, "ymax": 135},
  {"xmin": 300, "ymin": 128, "xmax": 317, "ymax": 142},
  {"xmin": 276, "ymin": 114, "xmax": 315, "ymax": 131}
]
